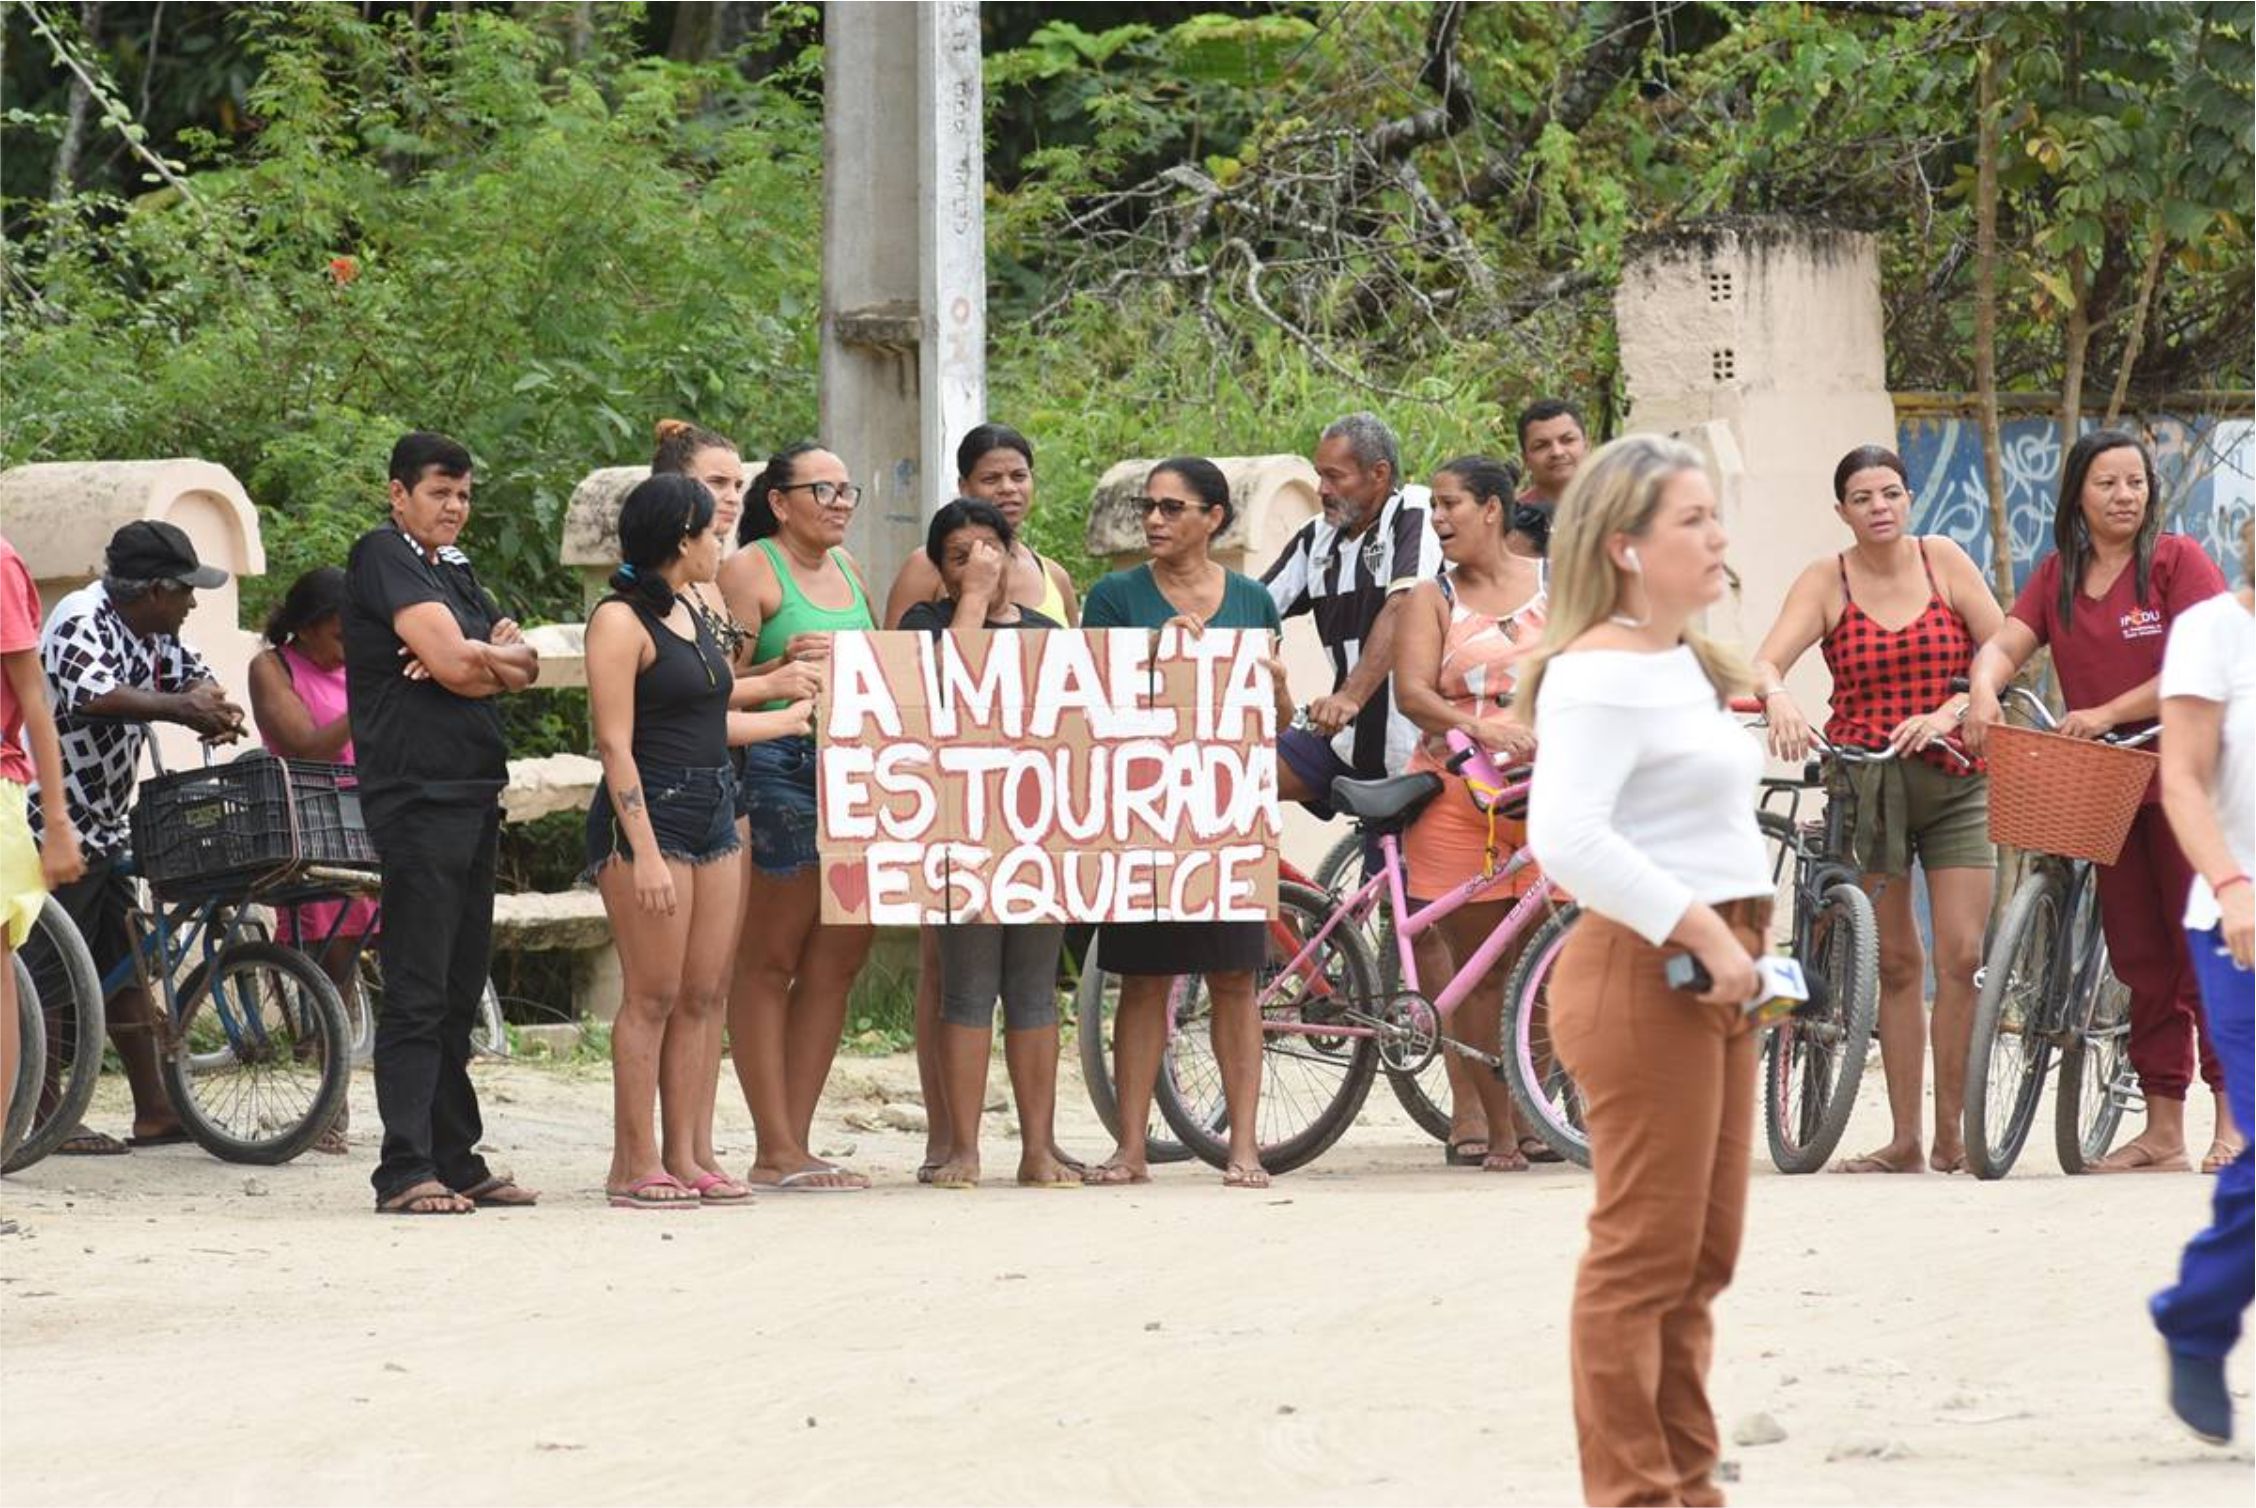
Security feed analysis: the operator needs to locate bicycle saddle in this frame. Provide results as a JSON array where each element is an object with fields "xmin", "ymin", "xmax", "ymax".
[{"xmin": 1330, "ymin": 772, "xmax": 1444, "ymax": 831}]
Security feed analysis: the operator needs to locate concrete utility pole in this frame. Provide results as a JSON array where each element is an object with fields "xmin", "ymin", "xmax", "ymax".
[{"xmin": 820, "ymin": 0, "xmax": 987, "ymax": 594}]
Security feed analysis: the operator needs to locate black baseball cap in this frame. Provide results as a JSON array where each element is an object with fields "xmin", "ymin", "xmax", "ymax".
[{"xmin": 106, "ymin": 520, "xmax": 229, "ymax": 589}]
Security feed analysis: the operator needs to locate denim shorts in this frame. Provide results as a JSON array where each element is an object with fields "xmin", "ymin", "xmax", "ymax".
[
  {"xmin": 583, "ymin": 761, "xmax": 740, "ymax": 882},
  {"xmin": 738, "ymin": 735, "xmax": 820, "ymax": 877}
]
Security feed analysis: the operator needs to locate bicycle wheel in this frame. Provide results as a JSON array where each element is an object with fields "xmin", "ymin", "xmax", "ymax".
[
  {"xmin": 1313, "ymin": 831, "xmax": 1364, "ymax": 893},
  {"xmin": 4, "ymin": 962, "xmax": 48, "ymax": 1164},
  {"xmin": 4, "ymin": 896, "xmax": 106, "ymax": 1174},
  {"xmin": 160, "ymin": 941, "xmax": 350, "ymax": 1165},
  {"xmin": 1155, "ymin": 879, "xmax": 1380, "ymax": 1174},
  {"xmin": 1385, "ymin": 1057, "xmax": 1454, "ymax": 1143},
  {"xmin": 1072, "ymin": 960, "xmax": 1194, "ymax": 1164},
  {"xmin": 2055, "ymin": 930, "xmax": 2133, "ymax": 1174},
  {"xmin": 1965, "ymin": 870, "xmax": 2062, "ymax": 1180},
  {"xmin": 1500, "ymin": 903, "xmax": 1590, "ymax": 1167},
  {"xmin": 1764, "ymin": 879, "xmax": 1880, "ymax": 1174}
]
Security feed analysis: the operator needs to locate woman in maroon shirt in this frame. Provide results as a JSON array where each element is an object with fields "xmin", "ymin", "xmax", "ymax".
[{"xmin": 1967, "ymin": 429, "xmax": 2235, "ymax": 1174}]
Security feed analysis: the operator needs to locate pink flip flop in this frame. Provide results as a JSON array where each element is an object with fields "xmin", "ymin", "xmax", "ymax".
[{"xmin": 688, "ymin": 1171, "xmax": 754, "ymax": 1205}]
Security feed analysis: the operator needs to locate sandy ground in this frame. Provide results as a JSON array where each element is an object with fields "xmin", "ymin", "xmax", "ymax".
[{"xmin": 1, "ymin": 1043, "xmax": 2250, "ymax": 1508}]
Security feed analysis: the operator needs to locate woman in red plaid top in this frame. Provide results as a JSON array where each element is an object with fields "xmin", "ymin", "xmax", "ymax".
[{"xmin": 1752, "ymin": 445, "xmax": 2004, "ymax": 1174}]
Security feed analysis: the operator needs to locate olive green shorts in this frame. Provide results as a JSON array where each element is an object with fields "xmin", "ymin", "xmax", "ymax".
[{"xmin": 1834, "ymin": 759, "xmax": 1995, "ymax": 877}]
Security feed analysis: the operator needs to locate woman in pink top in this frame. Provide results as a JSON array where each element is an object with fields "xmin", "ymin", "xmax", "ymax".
[{"xmin": 248, "ymin": 567, "xmax": 371, "ymax": 1153}]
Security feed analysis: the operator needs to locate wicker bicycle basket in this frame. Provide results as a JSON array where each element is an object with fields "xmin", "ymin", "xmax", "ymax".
[{"xmin": 1984, "ymin": 722, "xmax": 2157, "ymax": 865}]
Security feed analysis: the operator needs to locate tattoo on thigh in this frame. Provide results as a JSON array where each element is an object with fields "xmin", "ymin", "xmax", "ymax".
[{"xmin": 620, "ymin": 786, "xmax": 645, "ymax": 814}]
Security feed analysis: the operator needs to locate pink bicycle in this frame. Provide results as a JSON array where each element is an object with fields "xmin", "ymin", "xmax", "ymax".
[{"xmin": 1151, "ymin": 745, "xmax": 1589, "ymax": 1174}]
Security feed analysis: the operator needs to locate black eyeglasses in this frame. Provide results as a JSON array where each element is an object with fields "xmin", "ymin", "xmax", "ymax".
[
  {"xmin": 1137, "ymin": 496, "xmax": 1218, "ymax": 520},
  {"xmin": 779, "ymin": 481, "xmax": 863, "ymax": 508}
]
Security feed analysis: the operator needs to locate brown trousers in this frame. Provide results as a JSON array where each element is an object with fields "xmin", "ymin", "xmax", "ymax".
[{"xmin": 1549, "ymin": 899, "xmax": 1769, "ymax": 1508}]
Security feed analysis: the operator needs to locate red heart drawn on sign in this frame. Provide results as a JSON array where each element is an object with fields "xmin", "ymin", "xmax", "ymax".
[{"xmin": 827, "ymin": 861, "xmax": 869, "ymax": 917}]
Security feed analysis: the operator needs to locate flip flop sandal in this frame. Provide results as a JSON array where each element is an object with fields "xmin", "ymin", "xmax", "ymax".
[
  {"xmin": 687, "ymin": 1172, "xmax": 754, "ymax": 1205},
  {"xmin": 1222, "ymin": 1164, "xmax": 1272, "ymax": 1190},
  {"xmin": 123, "ymin": 1129, "xmax": 192, "ymax": 1149},
  {"xmin": 914, "ymin": 1162, "xmax": 940, "ymax": 1185},
  {"xmin": 1083, "ymin": 1161, "xmax": 1149, "ymax": 1186},
  {"xmin": 1517, "ymin": 1136, "xmax": 1565, "ymax": 1165},
  {"xmin": 460, "ymin": 1174, "xmax": 539, "ymax": 1207},
  {"xmin": 608, "ymin": 1174, "xmax": 700, "ymax": 1210},
  {"xmin": 377, "ymin": 1181, "xmax": 475, "ymax": 1216},
  {"xmin": 755, "ymin": 1168, "xmax": 866, "ymax": 1194},
  {"xmin": 2090, "ymin": 1144, "xmax": 2192, "ymax": 1174},
  {"xmin": 1445, "ymin": 1139, "xmax": 1490, "ymax": 1167},
  {"xmin": 2200, "ymin": 1143, "xmax": 2246, "ymax": 1175},
  {"xmin": 55, "ymin": 1128, "xmax": 129, "ymax": 1156}
]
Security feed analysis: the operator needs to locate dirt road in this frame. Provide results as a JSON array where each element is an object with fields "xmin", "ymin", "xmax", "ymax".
[{"xmin": 1, "ymin": 1053, "xmax": 2247, "ymax": 1505}]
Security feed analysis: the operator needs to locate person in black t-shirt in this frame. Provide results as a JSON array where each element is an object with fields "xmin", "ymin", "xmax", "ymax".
[
  {"xmin": 897, "ymin": 500, "xmax": 1075, "ymax": 1190},
  {"xmin": 344, "ymin": 432, "xmax": 539, "ymax": 1216}
]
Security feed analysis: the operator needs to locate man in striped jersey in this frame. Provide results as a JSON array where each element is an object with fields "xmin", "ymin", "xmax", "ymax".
[{"xmin": 1262, "ymin": 412, "xmax": 1442, "ymax": 816}]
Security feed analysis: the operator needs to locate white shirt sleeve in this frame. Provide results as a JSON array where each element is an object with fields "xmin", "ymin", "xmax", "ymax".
[
  {"xmin": 2161, "ymin": 602, "xmax": 2227, "ymax": 703},
  {"xmin": 1262, "ymin": 524, "xmax": 1314, "ymax": 620},
  {"xmin": 1528, "ymin": 699, "xmax": 1695, "ymax": 945}
]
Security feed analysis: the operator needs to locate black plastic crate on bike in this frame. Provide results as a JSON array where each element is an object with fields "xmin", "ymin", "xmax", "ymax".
[{"xmin": 129, "ymin": 758, "xmax": 379, "ymax": 900}]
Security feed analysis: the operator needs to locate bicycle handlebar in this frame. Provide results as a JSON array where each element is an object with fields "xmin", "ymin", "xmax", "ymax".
[
  {"xmin": 1946, "ymin": 676, "xmax": 2161, "ymax": 748},
  {"xmin": 1729, "ymin": 699, "xmax": 1972, "ymax": 770}
]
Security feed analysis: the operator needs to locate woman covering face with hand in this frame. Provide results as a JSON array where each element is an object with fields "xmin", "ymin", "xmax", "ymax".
[
  {"xmin": 883, "ymin": 424, "xmax": 1080, "ymax": 1185},
  {"xmin": 899, "ymin": 500, "xmax": 1078, "ymax": 1190}
]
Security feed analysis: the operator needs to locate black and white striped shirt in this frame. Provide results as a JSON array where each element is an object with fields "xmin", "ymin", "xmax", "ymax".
[{"xmin": 1261, "ymin": 486, "xmax": 1442, "ymax": 776}]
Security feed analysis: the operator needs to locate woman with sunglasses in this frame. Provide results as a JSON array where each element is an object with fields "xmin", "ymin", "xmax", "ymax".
[
  {"xmin": 716, "ymin": 443, "xmax": 879, "ymax": 1192},
  {"xmin": 1080, "ymin": 456, "xmax": 1285, "ymax": 1188}
]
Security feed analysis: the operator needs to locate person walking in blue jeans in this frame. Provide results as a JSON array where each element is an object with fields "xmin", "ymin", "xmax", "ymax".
[{"xmin": 2151, "ymin": 514, "xmax": 2254, "ymax": 1442}]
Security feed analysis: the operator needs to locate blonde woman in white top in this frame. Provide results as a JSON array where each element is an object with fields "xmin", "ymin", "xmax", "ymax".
[
  {"xmin": 2150, "ymin": 513, "xmax": 2254, "ymax": 1445},
  {"xmin": 1523, "ymin": 434, "xmax": 1771, "ymax": 1508}
]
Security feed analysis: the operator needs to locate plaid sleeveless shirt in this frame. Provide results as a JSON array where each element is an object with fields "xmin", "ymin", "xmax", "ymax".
[{"xmin": 1819, "ymin": 539, "xmax": 1984, "ymax": 776}]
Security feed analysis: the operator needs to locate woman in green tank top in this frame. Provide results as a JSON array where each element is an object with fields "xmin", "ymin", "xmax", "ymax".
[{"xmin": 714, "ymin": 443, "xmax": 878, "ymax": 1193}]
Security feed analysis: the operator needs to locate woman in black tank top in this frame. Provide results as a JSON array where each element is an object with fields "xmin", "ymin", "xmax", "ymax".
[{"xmin": 585, "ymin": 475, "xmax": 815, "ymax": 1209}]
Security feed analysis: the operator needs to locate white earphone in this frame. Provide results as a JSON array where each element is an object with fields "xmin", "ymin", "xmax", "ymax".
[{"xmin": 1623, "ymin": 545, "xmax": 1643, "ymax": 572}]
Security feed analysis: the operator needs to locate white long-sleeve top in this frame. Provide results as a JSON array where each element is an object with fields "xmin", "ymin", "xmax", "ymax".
[{"xmin": 1528, "ymin": 645, "xmax": 1771, "ymax": 945}]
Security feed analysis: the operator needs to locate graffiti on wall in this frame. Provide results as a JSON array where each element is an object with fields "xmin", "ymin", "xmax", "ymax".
[{"xmin": 1895, "ymin": 410, "xmax": 2253, "ymax": 589}]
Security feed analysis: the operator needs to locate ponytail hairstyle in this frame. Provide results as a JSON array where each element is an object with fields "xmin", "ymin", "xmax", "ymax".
[
  {"xmin": 956, "ymin": 423, "xmax": 1034, "ymax": 481},
  {"xmin": 610, "ymin": 474, "xmax": 716, "ymax": 612},
  {"xmin": 1434, "ymin": 454, "xmax": 1521, "ymax": 533},
  {"xmin": 2054, "ymin": 428, "xmax": 2163, "ymax": 627},
  {"xmin": 1516, "ymin": 434, "xmax": 1748, "ymax": 716},
  {"xmin": 652, "ymin": 418, "xmax": 736, "ymax": 478},
  {"xmin": 741, "ymin": 442, "xmax": 825, "ymax": 546},
  {"xmin": 1149, "ymin": 455, "xmax": 1234, "ymax": 533},
  {"xmin": 262, "ymin": 566, "xmax": 347, "ymax": 648}
]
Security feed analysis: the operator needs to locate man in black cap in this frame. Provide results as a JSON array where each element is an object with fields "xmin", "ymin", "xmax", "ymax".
[{"xmin": 28, "ymin": 519, "xmax": 247, "ymax": 1154}]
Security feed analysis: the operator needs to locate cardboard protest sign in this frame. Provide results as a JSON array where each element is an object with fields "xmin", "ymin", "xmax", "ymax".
[{"xmin": 817, "ymin": 628, "xmax": 1280, "ymax": 925}]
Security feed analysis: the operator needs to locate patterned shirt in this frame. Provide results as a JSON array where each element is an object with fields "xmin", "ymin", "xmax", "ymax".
[
  {"xmin": 28, "ymin": 582, "xmax": 214, "ymax": 855},
  {"xmin": 1261, "ymin": 485, "xmax": 1442, "ymax": 776},
  {"xmin": 1819, "ymin": 540, "xmax": 1985, "ymax": 776}
]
